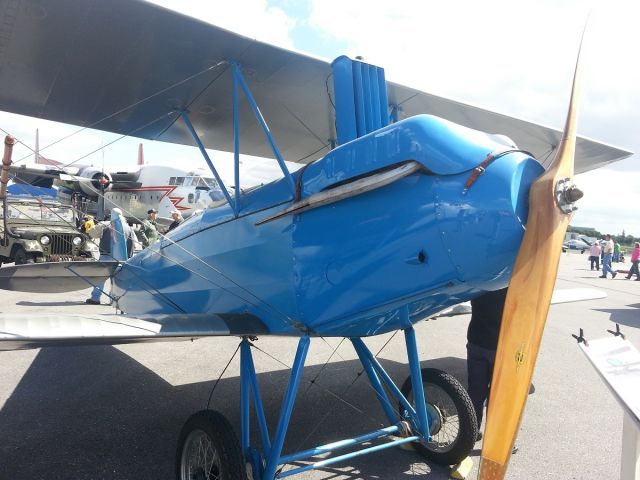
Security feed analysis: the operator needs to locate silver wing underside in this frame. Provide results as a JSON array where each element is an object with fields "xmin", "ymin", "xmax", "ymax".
[
  {"xmin": 0, "ymin": 312, "xmax": 269, "ymax": 350},
  {"xmin": 0, "ymin": 0, "xmax": 631, "ymax": 172}
]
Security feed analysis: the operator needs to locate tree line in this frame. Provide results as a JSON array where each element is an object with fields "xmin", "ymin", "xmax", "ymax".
[{"xmin": 568, "ymin": 226, "xmax": 638, "ymax": 246}]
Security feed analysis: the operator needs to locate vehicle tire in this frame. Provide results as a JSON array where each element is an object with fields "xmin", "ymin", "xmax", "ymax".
[
  {"xmin": 14, "ymin": 248, "xmax": 35, "ymax": 265},
  {"xmin": 399, "ymin": 368, "xmax": 477, "ymax": 466},
  {"xmin": 176, "ymin": 410, "xmax": 246, "ymax": 480}
]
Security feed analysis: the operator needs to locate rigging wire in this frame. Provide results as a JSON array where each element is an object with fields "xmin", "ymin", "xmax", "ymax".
[
  {"xmin": 206, "ymin": 342, "xmax": 242, "ymax": 410},
  {"xmin": 10, "ymin": 61, "xmax": 229, "ymax": 167},
  {"xmin": 0, "ymin": 79, "xmax": 301, "ymax": 329}
]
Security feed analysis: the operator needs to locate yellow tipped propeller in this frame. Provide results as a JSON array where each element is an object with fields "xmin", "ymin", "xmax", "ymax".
[{"xmin": 478, "ymin": 34, "xmax": 586, "ymax": 479}]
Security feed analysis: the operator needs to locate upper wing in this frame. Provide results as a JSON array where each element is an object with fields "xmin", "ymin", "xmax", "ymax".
[{"xmin": 0, "ymin": 0, "xmax": 631, "ymax": 171}]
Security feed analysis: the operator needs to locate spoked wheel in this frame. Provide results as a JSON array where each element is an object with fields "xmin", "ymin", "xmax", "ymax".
[
  {"xmin": 399, "ymin": 367, "xmax": 477, "ymax": 466},
  {"xmin": 176, "ymin": 410, "xmax": 246, "ymax": 480}
]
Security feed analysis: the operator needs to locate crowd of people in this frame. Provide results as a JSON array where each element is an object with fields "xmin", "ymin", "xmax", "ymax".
[
  {"xmin": 81, "ymin": 206, "xmax": 184, "ymax": 305},
  {"xmin": 588, "ymin": 234, "xmax": 639, "ymax": 280}
]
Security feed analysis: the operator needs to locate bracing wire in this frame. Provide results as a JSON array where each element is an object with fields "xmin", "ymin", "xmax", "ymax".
[
  {"xmin": 0, "ymin": 62, "xmax": 301, "ymax": 330},
  {"xmin": 10, "ymin": 61, "xmax": 230, "ymax": 167}
]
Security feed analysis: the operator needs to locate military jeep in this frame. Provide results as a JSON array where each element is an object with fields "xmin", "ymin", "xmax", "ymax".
[{"xmin": 0, "ymin": 197, "xmax": 98, "ymax": 265}]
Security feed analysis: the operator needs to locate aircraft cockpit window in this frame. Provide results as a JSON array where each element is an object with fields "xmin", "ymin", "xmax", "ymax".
[
  {"xmin": 202, "ymin": 177, "xmax": 218, "ymax": 188},
  {"xmin": 183, "ymin": 177, "xmax": 193, "ymax": 187},
  {"xmin": 172, "ymin": 177, "xmax": 185, "ymax": 186},
  {"xmin": 169, "ymin": 177, "xmax": 176, "ymax": 185},
  {"xmin": 194, "ymin": 177, "xmax": 211, "ymax": 188}
]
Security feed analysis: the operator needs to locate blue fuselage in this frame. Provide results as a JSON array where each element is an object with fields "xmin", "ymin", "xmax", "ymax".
[{"xmin": 113, "ymin": 115, "xmax": 543, "ymax": 337}]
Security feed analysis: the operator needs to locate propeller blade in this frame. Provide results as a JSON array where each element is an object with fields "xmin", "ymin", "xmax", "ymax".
[{"xmin": 478, "ymin": 33, "xmax": 586, "ymax": 479}]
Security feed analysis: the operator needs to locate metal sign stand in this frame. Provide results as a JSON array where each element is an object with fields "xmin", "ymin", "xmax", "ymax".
[{"xmin": 574, "ymin": 325, "xmax": 640, "ymax": 480}]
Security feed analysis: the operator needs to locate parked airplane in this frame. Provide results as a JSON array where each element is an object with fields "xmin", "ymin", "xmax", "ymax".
[
  {"xmin": 0, "ymin": 2, "xmax": 632, "ymax": 480},
  {"xmin": 9, "ymin": 142, "xmax": 226, "ymax": 223}
]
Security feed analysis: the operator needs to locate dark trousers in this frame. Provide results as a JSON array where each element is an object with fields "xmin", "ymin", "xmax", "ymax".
[
  {"xmin": 466, "ymin": 342, "xmax": 496, "ymax": 428},
  {"xmin": 589, "ymin": 255, "xmax": 599, "ymax": 270},
  {"xmin": 627, "ymin": 260, "xmax": 640, "ymax": 279}
]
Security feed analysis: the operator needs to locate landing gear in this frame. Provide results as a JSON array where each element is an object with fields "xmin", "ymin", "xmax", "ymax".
[
  {"xmin": 176, "ymin": 322, "xmax": 477, "ymax": 479},
  {"xmin": 399, "ymin": 368, "xmax": 477, "ymax": 466},
  {"xmin": 176, "ymin": 410, "xmax": 246, "ymax": 480}
]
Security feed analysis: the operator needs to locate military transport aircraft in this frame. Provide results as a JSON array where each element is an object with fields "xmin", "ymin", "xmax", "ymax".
[
  {"xmin": 9, "ymin": 141, "xmax": 226, "ymax": 223},
  {"xmin": 0, "ymin": 1, "xmax": 632, "ymax": 480}
]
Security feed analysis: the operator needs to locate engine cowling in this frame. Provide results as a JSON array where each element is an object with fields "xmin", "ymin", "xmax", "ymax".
[{"xmin": 77, "ymin": 167, "xmax": 112, "ymax": 197}]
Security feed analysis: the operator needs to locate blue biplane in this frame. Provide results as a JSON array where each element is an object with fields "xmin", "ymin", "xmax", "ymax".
[{"xmin": 0, "ymin": 1, "xmax": 632, "ymax": 479}]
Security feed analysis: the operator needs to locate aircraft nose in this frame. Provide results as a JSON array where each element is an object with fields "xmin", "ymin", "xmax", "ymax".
[{"xmin": 438, "ymin": 152, "xmax": 544, "ymax": 283}]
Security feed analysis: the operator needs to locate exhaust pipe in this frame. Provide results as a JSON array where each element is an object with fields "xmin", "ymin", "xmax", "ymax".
[{"xmin": 1, "ymin": 136, "xmax": 19, "ymax": 242}]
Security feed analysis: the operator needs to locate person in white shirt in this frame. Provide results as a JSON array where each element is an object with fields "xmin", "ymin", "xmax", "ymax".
[{"xmin": 600, "ymin": 234, "xmax": 617, "ymax": 279}]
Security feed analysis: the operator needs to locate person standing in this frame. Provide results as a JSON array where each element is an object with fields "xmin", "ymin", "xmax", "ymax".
[
  {"xmin": 80, "ymin": 215, "xmax": 94, "ymax": 234},
  {"xmin": 588, "ymin": 242, "xmax": 601, "ymax": 271},
  {"xmin": 85, "ymin": 215, "xmax": 113, "ymax": 305},
  {"xmin": 626, "ymin": 242, "xmax": 640, "ymax": 280},
  {"xmin": 613, "ymin": 241, "xmax": 621, "ymax": 262},
  {"xmin": 600, "ymin": 234, "xmax": 617, "ymax": 279},
  {"xmin": 167, "ymin": 209, "xmax": 183, "ymax": 232},
  {"xmin": 466, "ymin": 287, "xmax": 526, "ymax": 454},
  {"xmin": 139, "ymin": 208, "xmax": 160, "ymax": 247}
]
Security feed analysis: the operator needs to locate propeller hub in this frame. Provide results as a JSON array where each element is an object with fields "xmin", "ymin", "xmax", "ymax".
[{"xmin": 555, "ymin": 178, "xmax": 582, "ymax": 214}]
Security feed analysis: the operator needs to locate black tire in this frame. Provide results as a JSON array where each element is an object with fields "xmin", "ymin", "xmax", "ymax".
[
  {"xmin": 14, "ymin": 248, "xmax": 35, "ymax": 265},
  {"xmin": 176, "ymin": 410, "xmax": 246, "ymax": 480},
  {"xmin": 399, "ymin": 368, "xmax": 477, "ymax": 466}
]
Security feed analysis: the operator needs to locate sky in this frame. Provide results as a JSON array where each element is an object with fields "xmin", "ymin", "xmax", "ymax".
[{"xmin": 0, "ymin": 0, "xmax": 638, "ymax": 235}]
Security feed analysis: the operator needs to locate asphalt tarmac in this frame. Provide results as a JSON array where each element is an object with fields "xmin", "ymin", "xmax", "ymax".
[{"xmin": 0, "ymin": 252, "xmax": 638, "ymax": 479}]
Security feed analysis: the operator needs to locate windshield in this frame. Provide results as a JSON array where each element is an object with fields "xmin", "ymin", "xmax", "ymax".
[{"xmin": 2, "ymin": 203, "xmax": 75, "ymax": 223}]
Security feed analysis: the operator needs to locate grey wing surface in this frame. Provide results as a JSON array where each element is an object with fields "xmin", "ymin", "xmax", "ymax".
[
  {"xmin": 0, "ymin": 261, "xmax": 120, "ymax": 293},
  {"xmin": 0, "ymin": 0, "xmax": 631, "ymax": 170},
  {"xmin": 0, "ymin": 313, "xmax": 269, "ymax": 350}
]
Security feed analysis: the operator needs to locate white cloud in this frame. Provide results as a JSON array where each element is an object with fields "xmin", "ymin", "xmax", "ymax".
[{"xmin": 574, "ymin": 168, "xmax": 640, "ymax": 236}]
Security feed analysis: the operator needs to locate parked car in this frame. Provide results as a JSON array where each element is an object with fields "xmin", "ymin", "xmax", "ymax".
[
  {"xmin": 0, "ymin": 197, "xmax": 98, "ymax": 265},
  {"xmin": 562, "ymin": 239, "xmax": 589, "ymax": 253}
]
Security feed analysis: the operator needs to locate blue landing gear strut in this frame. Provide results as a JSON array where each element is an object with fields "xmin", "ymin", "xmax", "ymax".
[{"xmin": 176, "ymin": 326, "xmax": 477, "ymax": 479}]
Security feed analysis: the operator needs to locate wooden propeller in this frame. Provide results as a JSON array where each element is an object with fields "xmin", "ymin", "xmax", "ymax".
[{"xmin": 478, "ymin": 36, "xmax": 586, "ymax": 479}]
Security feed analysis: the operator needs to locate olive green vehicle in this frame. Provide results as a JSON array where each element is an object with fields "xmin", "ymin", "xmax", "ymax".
[{"xmin": 0, "ymin": 197, "xmax": 98, "ymax": 265}]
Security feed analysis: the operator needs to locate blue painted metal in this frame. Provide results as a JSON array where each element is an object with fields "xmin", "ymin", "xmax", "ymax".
[
  {"xmin": 404, "ymin": 324, "xmax": 431, "ymax": 438},
  {"xmin": 232, "ymin": 334, "xmax": 437, "ymax": 478},
  {"xmin": 113, "ymin": 114, "xmax": 543, "ymax": 337},
  {"xmin": 233, "ymin": 63, "xmax": 241, "ymax": 211},
  {"xmin": 242, "ymin": 339, "xmax": 272, "ymax": 453},
  {"xmin": 179, "ymin": 111, "xmax": 236, "ymax": 214},
  {"xmin": 350, "ymin": 338, "xmax": 417, "ymax": 424},
  {"xmin": 277, "ymin": 435, "xmax": 420, "ymax": 478},
  {"xmin": 278, "ymin": 425, "xmax": 400, "ymax": 464},
  {"xmin": 350, "ymin": 338, "xmax": 399, "ymax": 425},
  {"xmin": 240, "ymin": 339, "xmax": 251, "ymax": 455},
  {"xmin": 262, "ymin": 336, "xmax": 310, "ymax": 480},
  {"xmin": 331, "ymin": 56, "xmax": 390, "ymax": 145},
  {"xmin": 330, "ymin": 56, "xmax": 358, "ymax": 145},
  {"xmin": 232, "ymin": 63, "xmax": 296, "ymax": 196},
  {"xmin": 110, "ymin": 209, "xmax": 128, "ymax": 261},
  {"xmin": 241, "ymin": 338, "xmax": 270, "ymax": 478}
]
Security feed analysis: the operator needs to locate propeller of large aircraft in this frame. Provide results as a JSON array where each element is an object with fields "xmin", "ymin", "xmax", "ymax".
[{"xmin": 478, "ymin": 32, "xmax": 586, "ymax": 479}]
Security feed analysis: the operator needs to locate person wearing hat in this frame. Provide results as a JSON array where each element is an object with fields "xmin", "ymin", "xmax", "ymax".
[
  {"xmin": 167, "ymin": 209, "xmax": 183, "ymax": 232},
  {"xmin": 138, "ymin": 208, "xmax": 159, "ymax": 247}
]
